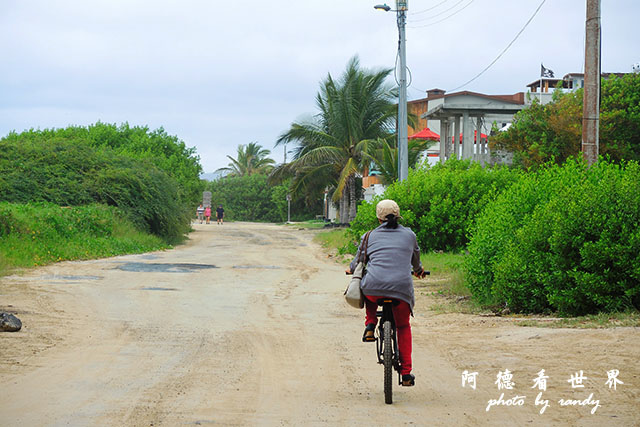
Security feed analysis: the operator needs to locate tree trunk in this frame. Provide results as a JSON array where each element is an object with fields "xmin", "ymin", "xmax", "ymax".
[
  {"xmin": 348, "ymin": 175, "xmax": 357, "ymax": 223},
  {"xmin": 340, "ymin": 187, "xmax": 348, "ymax": 224}
]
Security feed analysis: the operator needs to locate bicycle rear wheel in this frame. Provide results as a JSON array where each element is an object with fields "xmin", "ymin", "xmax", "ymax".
[{"xmin": 383, "ymin": 320, "xmax": 393, "ymax": 404}]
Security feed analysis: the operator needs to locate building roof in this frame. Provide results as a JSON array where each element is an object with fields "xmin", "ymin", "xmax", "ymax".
[
  {"xmin": 422, "ymin": 103, "xmax": 525, "ymax": 120},
  {"xmin": 409, "ymin": 90, "xmax": 525, "ymax": 106}
]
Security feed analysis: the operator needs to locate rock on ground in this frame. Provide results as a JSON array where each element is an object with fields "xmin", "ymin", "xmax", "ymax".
[{"xmin": 0, "ymin": 312, "xmax": 22, "ymax": 332}]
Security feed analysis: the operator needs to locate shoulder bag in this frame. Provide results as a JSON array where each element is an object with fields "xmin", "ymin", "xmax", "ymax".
[{"xmin": 344, "ymin": 230, "xmax": 372, "ymax": 309}]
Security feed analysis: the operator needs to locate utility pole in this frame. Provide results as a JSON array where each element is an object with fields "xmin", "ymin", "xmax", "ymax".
[
  {"xmin": 582, "ymin": 0, "xmax": 601, "ymax": 165},
  {"xmin": 374, "ymin": 1, "xmax": 408, "ymax": 181},
  {"xmin": 397, "ymin": 0, "xmax": 409, "ymax": 181}
]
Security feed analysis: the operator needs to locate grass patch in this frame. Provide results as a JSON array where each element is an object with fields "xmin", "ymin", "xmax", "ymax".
[
  {"xmin": 516, "ymin": 311, "xmax": 640, "ymax": 328},
  {"xmin": 314, "ymin": 229, "xmax": 352, "ymax": 252},
  {"xmin": 0, "ymin": 202, "xmax": 169, "ymax": 276}
]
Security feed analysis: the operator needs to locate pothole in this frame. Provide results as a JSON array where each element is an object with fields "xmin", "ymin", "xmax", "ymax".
[{"xmin": 116, "ymin": 263, "xmax": 218, "ymax": 273}]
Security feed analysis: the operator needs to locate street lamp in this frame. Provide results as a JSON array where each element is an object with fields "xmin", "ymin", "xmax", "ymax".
[{"xmin": 375, "ymin": 1, "xmax": 409, "ymax": 181}]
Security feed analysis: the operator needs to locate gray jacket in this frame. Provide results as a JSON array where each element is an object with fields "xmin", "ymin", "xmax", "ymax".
[{"xmin": 349, "ymin": 223, "xmax": 423, "ymax": 309}]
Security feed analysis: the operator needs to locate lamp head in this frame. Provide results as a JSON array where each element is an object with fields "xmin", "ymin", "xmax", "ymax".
[{"xmin": 374, "ymin": 4, "xmax": 391, "ymax": 11}]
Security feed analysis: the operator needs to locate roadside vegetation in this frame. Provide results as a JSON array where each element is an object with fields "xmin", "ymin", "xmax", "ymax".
[
  {"xmin": 0, "ymin": 123, "xmax": 203, "ymax": 275},
  {"xmin": 298, "ymin": 70, "xmax": 640, "ymax": 323},
  {"xmin": 0, "ymin": 203, "xmax": 168, "ymax": 276},
  {"xmin": 206, "ymin": 173, "xmax": 322, "ymax": 223}
]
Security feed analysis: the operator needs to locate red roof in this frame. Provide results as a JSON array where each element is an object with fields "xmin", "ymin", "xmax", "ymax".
[{"xmin": 408, "ymin": 127, "xmax": 440, "ymax": 141}]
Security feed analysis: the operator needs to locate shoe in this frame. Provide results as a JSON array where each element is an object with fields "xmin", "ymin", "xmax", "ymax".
[
  {"xmin": 402, "ymin": 374, "xmax": 415, "ymax": 387},
  {"xmin": 362, "ymin": 324, "xmax": 376, "ymax": 342}
]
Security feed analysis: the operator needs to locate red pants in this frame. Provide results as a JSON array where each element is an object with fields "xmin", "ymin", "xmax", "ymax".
[{"xmin": 364, "ymin": 295, "xmax": 412, "ymax": 375}]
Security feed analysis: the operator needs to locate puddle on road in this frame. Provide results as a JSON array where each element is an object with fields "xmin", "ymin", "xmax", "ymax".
[
  {"xmin": 140, "ymin": 287, "xmax": 178, "ymax": 291},
  {"xmin": 232, "ymin": 265, "xmax": 282, "ymax": 269},
  {"xmin": 116, "ymin": 263, "xmax": 218, "ymax": 273}
]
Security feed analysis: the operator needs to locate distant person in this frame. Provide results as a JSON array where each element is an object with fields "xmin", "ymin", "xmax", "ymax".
[
  {"xmin": 196, "ymin": 204, "xmax": 205, "ymax": 224},
  {"xmin": 204, "ymin": 206, "xmax": 212, "ymax": 224},
  {"xmin": 216, "ymin": 204, "xmax": 224, "ymax": 225}
]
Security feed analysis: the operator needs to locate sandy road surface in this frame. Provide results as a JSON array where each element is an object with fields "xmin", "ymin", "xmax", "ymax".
[{"xmin": 1, "ymin": 222, "xmax": 639, "ymax": 426}]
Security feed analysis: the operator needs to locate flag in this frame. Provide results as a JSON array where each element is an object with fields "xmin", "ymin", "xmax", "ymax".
[{"xmin": 541, "ymin": 64, "xmax": 554, "ymax": 78}]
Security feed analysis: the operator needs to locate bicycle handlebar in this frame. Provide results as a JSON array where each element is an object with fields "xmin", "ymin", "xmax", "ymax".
[{"xmin": 346, "ymin": 269, "xmax": 430, "ymax": 277}]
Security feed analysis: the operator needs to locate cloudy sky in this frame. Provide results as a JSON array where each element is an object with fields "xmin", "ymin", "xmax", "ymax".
[{"xmin": 2, "ymin": 0, "xmax": 638, "ymax": 173}]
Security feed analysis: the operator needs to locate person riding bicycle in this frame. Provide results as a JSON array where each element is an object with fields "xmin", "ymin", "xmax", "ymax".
[{"xmin": 346, "ymin": 199, "xmax": 427, "ymax": 387}]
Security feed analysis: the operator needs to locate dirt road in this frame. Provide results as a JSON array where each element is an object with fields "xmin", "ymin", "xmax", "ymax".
[{"xmin": 1, "ymin": 222, "xmax": 638, "ymax": 426}]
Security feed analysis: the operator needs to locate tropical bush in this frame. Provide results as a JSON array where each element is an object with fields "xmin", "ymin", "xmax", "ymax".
[
  {"xmin": 1, "ymin": 122, "xmax": 204, "ymax": 205},
  {"xmin": 0, "ymin": 137, "xmax": 190, "ymax": 242},
  {"xmin": 465, "ymin": 158, "xmax": 640, "ymax": 315},
  {"xmin": 348, "ymin": 159, "xmax": 521, "ymax": 252}
]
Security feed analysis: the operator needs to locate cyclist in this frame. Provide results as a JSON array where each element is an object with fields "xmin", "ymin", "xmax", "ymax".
[{"xmin": 346, "ymin": 199, "xmax": 427, "ymax": 387}]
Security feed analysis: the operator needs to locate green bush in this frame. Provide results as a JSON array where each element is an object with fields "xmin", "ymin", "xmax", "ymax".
[
  {"xmin": 465, "ymin": 158, "xmax": 640, "ymax": 315},
  {"xmin": 90, "ymin": 159, "xmax": 191, "ymax": 242},
  {"xmin": 1, "ymin": 122, "xmax": 205, "ymax": 206},
  {"xmin": 0, "ymin": 137, "xmax": 190, "ymax": 242},
  {"xmin": 348, "ymin": 159, "xmax": 520, "ymax": 251}
]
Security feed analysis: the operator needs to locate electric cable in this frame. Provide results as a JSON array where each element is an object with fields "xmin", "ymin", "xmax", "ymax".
[
  {"xmin": 447, "ymin": 0, "xmax": 547, "ymax": 92},
  {"xmin": 409, "ymin": 0, "xmax": 467, "ymax": 23},
  {"xmin": 409, "ymin": 0, "xmax": 475, "ymax": 28},
  {"xmin": 410, "ymin": 0, "xmax": 452, "ymax": 16}
]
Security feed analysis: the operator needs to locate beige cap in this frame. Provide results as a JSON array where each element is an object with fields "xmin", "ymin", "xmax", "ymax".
[{"xmin": 376, "ymin": 199, "xmax": 402, "ymax": 220}]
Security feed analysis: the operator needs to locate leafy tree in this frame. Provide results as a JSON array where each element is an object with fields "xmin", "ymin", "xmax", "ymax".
[
  {"xmin": 490, "ymin": 73, "xmax": 640, "ymax": 168},
  {"xmin": 274, "ymin": 56, "xmax": 396, "ymax": 223},
  {"xmin": 216, "ymin": 142, "xmax": 275, "ymax": 177},
  {"xmin": 206, "ymin": 174, "xmax": 320, "ymax": 222}
]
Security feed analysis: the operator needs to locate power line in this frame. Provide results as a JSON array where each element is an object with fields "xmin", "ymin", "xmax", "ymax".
[
  {"xmin": 447, "ymin": 0, "xmax": 547, "ymax": 92},
  {"xmin": 409, "ymin": 0, "xmax": 475, "ymax": 28},
  {"xmin": 409, "ymin": 0, "xmax": 467, "ymax": 23},
  {"xmin": 410, "ymin": 0, "xmax": 452, "ymax": 15}
]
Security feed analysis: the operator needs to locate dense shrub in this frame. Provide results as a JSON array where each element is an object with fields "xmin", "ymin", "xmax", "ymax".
[
  {"xmin": 0, "ymin": 137, "xmax": 190, "ymax": 242},
  {"xmin": 348, "ymin": 159, "xmax": 521, "ymax": 251},
  {"xmin": 90, "ymin": 158, "xmax": 190, "ymax": 242},
  {"xmin": 465, "ymin": 159, "xmax": 640, "ymax": 315},
  {"xmin": 1, "ymin": 122, "xmax": 205, "ymax": 206}
]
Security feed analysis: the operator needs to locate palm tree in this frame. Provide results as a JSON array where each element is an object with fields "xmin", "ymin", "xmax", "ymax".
[
  {"xmin": 362, "ymin": 137, "xmax": 435, "ymax": 185},
  {"xmin": 217, "ymin": 142, "xmax": 275, "ymax": 177},
  {"xmin": 274, "ymin": 57, "xmax": 396, "ymax": 223}
]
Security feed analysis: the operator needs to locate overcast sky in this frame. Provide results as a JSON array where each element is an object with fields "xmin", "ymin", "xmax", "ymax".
[{"xmin": 2, "ymin": 0, "xmax": 638, "ymax": 173}]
